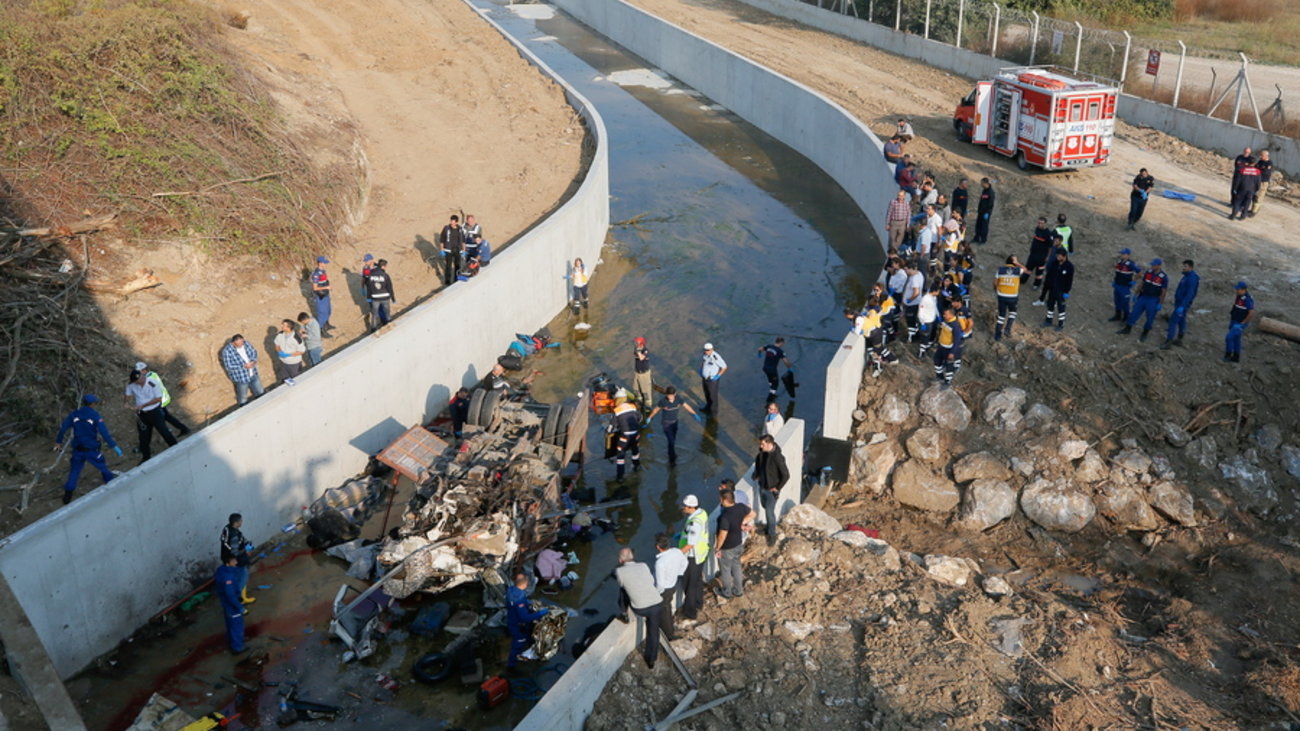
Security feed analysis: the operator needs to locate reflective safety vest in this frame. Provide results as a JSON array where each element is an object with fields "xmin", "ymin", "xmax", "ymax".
[
  {"xmin": 937, "ymin": 318, "xmax": 958, "ymax": 347},
  {"xmin": 878, "ymin": 296, "xmax": 896, "ymax": 317},
  {"xmin": 995, "ymin": 266, "xmax": 1020, "ymax": 297},
  {"xmin": 943, "ymin": 232, "xmax": 961, "ymax": 253},
  {"xmin": 862, "ymin": 308, "xmax": 884, "ymax": 335},
  {"xmin": 680, "ymin": 508, "xmax": 710, "ymax": 563},
  {"xmin": 146, "ymin": 371, "xmax": 172, "ymax": 408},
  {"xmin": 1055, "ymin": 225, "xmax": 1073, "ymax": 252}
]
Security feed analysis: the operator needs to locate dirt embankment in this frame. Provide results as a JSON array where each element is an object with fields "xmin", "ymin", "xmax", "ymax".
[{"xmin": 0, "ymin": 0, "xmax": 586, "ymax": 536}]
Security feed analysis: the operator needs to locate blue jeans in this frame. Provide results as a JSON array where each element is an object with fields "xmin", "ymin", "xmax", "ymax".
[
  {"xmin": 1166, "ymin": 305, "xmax": 1189, "ymax": 340},
  {"xmin": 1226, "ymin": 322, "xmax": 1248, "ymax": 354},
  {"xmin": 1127, "ymin": 295, "xmax": 1160, "ymax": 330},
  {"xmin": 64, "ymin": 449, "xmax": 113, "ymax": 492},
  {"xmin": 369, "ymin": 300, "xmax": 391, "ymax": 330},
  {"xmin": 314, "ymin": 294, "xmax": 332, "ymax": 328},
  {"xmin": 663, "ymin": 421, "xmax": 678, "ymax": 463},
  {"xmin": 1112, "ymin": 283, "xmax": 1133, "ymax": 319},
  {"xmin": 233, "ymin": 378, "xmax": 265, "ymax": 405},
  {"xmin": 306, "ymin": 347, "xmax": 323, "ymax": 366},
  {"xmin": 718, "ymin": 545, "xmax": 744, "ymax": 597},
  {"xmin": 760, "ymin": 489, "xmax": 778, "ymax": 538}
]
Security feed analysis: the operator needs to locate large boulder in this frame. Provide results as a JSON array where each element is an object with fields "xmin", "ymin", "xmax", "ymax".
[
  {"xmin": 957, "ymin": 479, "xmax": 1018, "ymax": 531},
  {"xmin": 892, "ymin": 461, "xmax": 960, "ymax": 513},
  {"xmin": 1020, "ymin": 478, "xmax": 1095, "ymax": 532},
  {"xmin": 780, "ymin": 503, "xmax": 842, "ymax": 535},
  {"xmin": 952, "ymin": 452, "xmax": 1012, "ymax": 483},
  {"xmin": 1096, "ymin": 483, "xmax": 1160, "ymax": 531},
  {"xmin": 1148, "ymin": 481, "xmax": 1196, "ymax": 526},
  {"xmin": 832, "ymin": 531, "xmax": 901, "ymax": 572},
  {"xmin": 850, "ymin": 441, "xmax": 899, "ymax": 494},
  {"xmin": 1075, "ymin": 449, "xmax": 1108, "ymax": 483},
  {"xmin": 1219, "ymin": 455, "xmax": 1278, "ymax": 516},
  {"xmin": 905, "ymin": 427, "xmax": 943, "ymax": 463},
  {"xmin": 982, "ymin": 387, "xmax": 1027, "ymax": 431},
  {"xmin": 876, "ymin": 393, "xmax": 912, "ymax": 424},
  {"xmin": 1058, "ymin": 440, "xmax": 1089, "ymax": 461},
  {"xmin": 918, "ymin": 385, "xmax": 971, "ymax": 431}
]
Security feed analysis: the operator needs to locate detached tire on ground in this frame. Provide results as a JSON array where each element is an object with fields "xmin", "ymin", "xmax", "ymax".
[
  {"xmin": 413, "ymin": 652, "xmax": 453, "ymax": 685},
  {"xmin": 541, "ymin": 403, "xmax": 562, "ymax": 445},
  {"xmin": 550, "ymin": 401, "xmax": 575, "ymax": 449},
  {"xmin": 467, "ymin": 388, "xmax": 487, "ymax": 427},
  {"xmin": 480, "ymin": 390, "xmax": 502, "ymax": 426}
]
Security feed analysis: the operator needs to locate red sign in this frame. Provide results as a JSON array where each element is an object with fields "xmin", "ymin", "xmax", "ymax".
[{"xmin": 1145, "ymin": 49, "xmax": 1161, "ymax": 76}]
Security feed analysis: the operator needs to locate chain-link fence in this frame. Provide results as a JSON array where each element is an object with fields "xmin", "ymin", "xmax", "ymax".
[{"xmin": 799, "ymin": 0, "xmax": 1298, "ymax": 137}]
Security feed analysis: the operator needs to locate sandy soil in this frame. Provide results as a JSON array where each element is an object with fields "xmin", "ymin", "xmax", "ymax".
[{"xmin": 1, "ymin": 0, "xmax": 586, "ymax": 535}]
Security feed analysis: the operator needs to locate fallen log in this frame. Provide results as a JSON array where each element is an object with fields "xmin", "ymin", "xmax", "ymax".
[
  {"xmin": 9, "ymin": 212, "xmax": 118, "ymax": 239},
  {"xmin": 1258, "ymin": 316, "xmax": 1300, "ymax": 343},
  {"xmin": 84, "ymin": 268, "xmax": 161, "ymax": 296}
]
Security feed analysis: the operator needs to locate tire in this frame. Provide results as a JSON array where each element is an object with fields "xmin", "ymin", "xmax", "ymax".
[
  {"xmin": 480, "ymin": 390, "xmax": 502, "ymax": 426},
  {"xmin": 551, "ymin": 402, "xmax": 574, "ymax": 449},
  {"xmin": 1015, "ymin": 150, "xmax": 1029, "ymax": 171},
  {"xmin": 541, "ymin": 403, "xmax": 561, "ymax": 445},
  {"xmin": 954, "ymin": 119, "xmax": 971, "ymax": 143},
  {"xmin": 467, "ymin": 388, "xmax": 487, "ymax": 427},
  {"xmin": 412, "ymin": 652, "xmax": 453, "ymax": 685}
]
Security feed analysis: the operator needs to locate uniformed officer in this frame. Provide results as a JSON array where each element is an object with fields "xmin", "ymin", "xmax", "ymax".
[
  {"xmin": 933, "ymin": 306, "xmax": 963, "ymax": 389},
  {"xmin": 859, "ymin": 299, "xmax": 896, "ymax": 379},
  {"xmin": 215, "ymin": 555, "xmax": 246, "ymax": 654},
  {"xmin": 871, "ymin": 283, "xmax": 899, "ymax": 342},
  {"xmin": 678, "ymin": 495, "xmax": 710, "ymax": 620},
  {"xmin": 506, "ymin": 572, "xmax": 548, "ymax": 670},
  {"xmin": 439, "ymin": 215, "xmax": 465, "ymax": 286},
  {"xmin": 54, "ymin": 394, "xmax": 122, "ymax": 505},
  {"xmin": 1040, "ymin": 248, "xmax": 1074, "ymax": 331},
  {"xmin": 1054, "ymin": 213, "xmax": 1074, "ymax": 253},
  {"xmin": 993, "ymin": 255, "xmax": 1025, "ymax": 341},
  {"xmin": 972, "ymin": 178, "xmax": 995, "ymax": 244},
  {"xmin": 698, "ymin": 344, "xmax": 727, "ymax": 414},
  {"xmin": 1229, "ymin": 159, "xmax": 1260, "ymax": 221},
  {"xmin": 1127, "ymin": 168, "xmax": 1155, "ymax": 230},
  {"xmin": 1161, "ymin": 260, "xmax": 1200, "ymax": 350},
  {"xmin": 1224, "ymin": 281, "xmax": 1255, "ymax": 363},
  {"xmin": 1026, "ymin": 217, "xmax": 1054, "ymax": 297},
  {"xmin": 1119, "ymin": 258, "xmax": 1168, "ymax": 341},
  {"xmin": 611, "ymin": 395, "xmax": 642, "ymax": 480},
  {"xmin": 310, "ymin": 256, "xmax": 332, "ymax": 331},
  {"xmin": 1109, "ymin": 248, "xmax": 1142, "ymax": 322},
  {"xmin": 756, "ymin": 337, "xmax": 793, "ymax": 400}
]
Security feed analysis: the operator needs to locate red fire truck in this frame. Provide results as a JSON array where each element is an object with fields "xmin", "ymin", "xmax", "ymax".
[{"xmin": 953, "ymin": 66, "xmax": 1119, "ymax": 171}]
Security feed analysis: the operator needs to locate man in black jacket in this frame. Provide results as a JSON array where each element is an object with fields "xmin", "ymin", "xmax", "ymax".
[
  {"xmin": 439, "ymin": 215, "xmax": 465, "ymax": 286},
  {"xmin": 1040, "ymin": 248, "xmax": 1074, "ymax": 332},
  {"xmin": 753, "ymin": 435, "xmax": 789, "ymax": 546},
  {"xmin": 972, "ymin": 178, "xmax": 995, "ymax": 244},
  {"xmin": 1026, "ymin": 216, "xmax": 1054, "ymax": 296},
  {"xmin": 363, "ymin": 259, "xmax": 395, "ymax": 331}
]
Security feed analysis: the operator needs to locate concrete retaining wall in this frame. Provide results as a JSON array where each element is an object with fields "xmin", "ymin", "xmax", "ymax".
[
  {"xmin": 552, "ymin": 0, "xmax": 897, "ymax": 249},
  {"xmin": 0, "ymin": 6, "xmax": 610, "ymax": 679},
  {"xmin": 822, "ymin": 332, "xmax": 865, "ymax": 440},
  {"xmin": 738, "ymin": 0, "xmax": 1299, "ymax": 176}
]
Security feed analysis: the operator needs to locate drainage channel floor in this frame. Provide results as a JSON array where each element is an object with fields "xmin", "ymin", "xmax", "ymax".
[{"xmin": 68, "ymin": 2, "xmax": 880, "ymax": 728}]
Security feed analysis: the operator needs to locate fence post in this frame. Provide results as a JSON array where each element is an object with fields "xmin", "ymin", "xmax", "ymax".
[
  {"xmin": 1072, "ymin": 21, "xmax": 1083, "ymax": 72},
  {"xmin": 1119, "ymin": 31, "xmax": 1130, "ymax": 90},
  {"xmin": 1232, "ymin": 53, "xmax": 1245, "ymax": 126},
  {"xmin": 991, "ymin": 3, "xmax": 1000, "ymax": 58},
  {"xmin": 956, "ymin": 0, "xmax": 965, "ymax": 48},
  {"xmin": 895, "ymin": 0, "xmax": 901, "ymax": 31},
  {"xmin": 1172, "ymin": 40, "xmax": 1186, "ymax": 109},
  {"xmin": 1029, "ymin": 12, "xmax": 1039, "ymax": 66},
  {"xmin": 869, "ymin": 0, "xmax": 874, "ymax": 23},
  {"xmin": 924, "ymin": 0, "xmax": 931, "ymax": 39}
]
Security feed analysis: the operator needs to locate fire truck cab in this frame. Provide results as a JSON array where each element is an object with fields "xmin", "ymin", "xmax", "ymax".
[{"xmin": 953, "ymin": 66, "xmax": 1118, "ymax": 171}]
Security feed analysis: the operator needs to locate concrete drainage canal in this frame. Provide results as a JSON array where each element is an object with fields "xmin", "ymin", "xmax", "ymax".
[{"xmin": 73, "ymin": 2, "xmax": 883, "ymax": 728}]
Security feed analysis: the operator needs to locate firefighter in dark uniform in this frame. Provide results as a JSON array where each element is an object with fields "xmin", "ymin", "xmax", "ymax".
[
  {"xmin": 1127, "ymin": 168, "xmax": 1154, "ymax": 229},
  {"xmin": 310, "ymin": 256, "xmax": 332, "ymax": 331},
  {"xmin": 54, "ymin": 394, "xmax": 122, "ymax": 504},
  {"xmin": 1040, "ymin": 248, "xmax": 1074, "ymax": 331},
  {"xmin": 439, "ymin": 215, "xmax": 464, "ymax": 286},
  {"xmin": 757, "ymin": 338, "xmax": 793, "ymax": 400},
  {"xmin": 1119, "ymin": 258, "xmax": 1167, "ymax": 341},
  {"xmin": 994, "ymin": 255, "xmax": 1025, "ymax": 341},
  {"xmin": 933, "ymin": 306, "xmax": 963, "ymax": 389},
  {"xmin": 611, "ymin": 395, "xmax": 641, "ymax": 480},
  {"xmin": 1026, "ymin": 217, "xmax": 1054, "ymax": 298},
  {"xmin": 1229, "ymin": 158, "xmax": 1260, "ymax": 220},
  {"xmin": 1109, "ymin": 248, "xmax": 1142, "ymax": 322},
  {"xmin": 972, "ymin": 178, "xmax": 995, "ymax": 244},
  {"xmin": 1224, "ymin": 281, "xmax": 1255, "ymax": 363}
]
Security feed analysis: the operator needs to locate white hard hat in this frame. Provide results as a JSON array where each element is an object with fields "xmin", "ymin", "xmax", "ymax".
[
  {"xmin": 702, "ymin": 343, "xmax": 714, "ymax": 351},
  {"xmin": 682, "ymin": 495, "xmax": 699, "ymax": 507}
]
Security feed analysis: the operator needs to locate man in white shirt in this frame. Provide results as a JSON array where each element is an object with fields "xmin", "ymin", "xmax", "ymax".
[
  {"xmin": 698, "ymin": 343, "xmax": 727, "ymax": 414},
  {"xmin": 653, "ymin": 533, "xmax": 687, "ymax": 641},
  {"xmin": 274, "ymin": 319, "xmax": 306, "ymax": 382},
  {"xmin": 762, "ymin": 401, "xmax": 785, "ymax": 438},
  {"xmin": 902, "ymin": 263, "xmax": 926, "ymax": 342},
  {"xmin": 124, "ymin": 368, "xmax": 177, "ymax": 462}
]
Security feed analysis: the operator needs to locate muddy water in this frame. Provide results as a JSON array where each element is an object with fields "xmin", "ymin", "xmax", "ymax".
[{"xmin": 70, "ymin": 3, "xmax": 881, "ymax": 729}]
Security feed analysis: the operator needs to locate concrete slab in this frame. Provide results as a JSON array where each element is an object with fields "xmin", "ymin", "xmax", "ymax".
[{"xmin": 0, "ymin": 573, "xmax": 85, "ymax": 730}]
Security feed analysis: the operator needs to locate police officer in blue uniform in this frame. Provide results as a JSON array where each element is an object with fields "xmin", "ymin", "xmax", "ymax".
[
  {"xmin": 506, "ymin": 573, "xmax": 548, "ymax": 670},
  {"xmin": 1225, "ymin": 281, "xmax": 1255, "ymax": 363},
  {"xmin": 54, "ymin": 394, "xmax": 122, "ymax": 505},
  {"xmin": 310, "ymin": 256, "xmax": 332, "ymax": 331},
  {"xmin": 1109, "ymin": 248, "xmax": 1142, "ymax": 323},
  {"xmin": 1161, "ymin": 260, "xmax": 1199, "ymax": 350},
  {"xmin": 1119, "ymin": 258, "xmax": 1168, "ymax": 341}
]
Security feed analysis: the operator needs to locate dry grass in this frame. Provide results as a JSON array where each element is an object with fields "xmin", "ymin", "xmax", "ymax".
[{"xmin": 1176, "ymin": 0, "xmax": 1281, "ymax": 23}]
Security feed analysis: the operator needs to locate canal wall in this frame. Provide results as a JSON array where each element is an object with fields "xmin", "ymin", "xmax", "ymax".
[{"xmin": 0, "ymin": 9, "xmax": 610, "ymax": 679}]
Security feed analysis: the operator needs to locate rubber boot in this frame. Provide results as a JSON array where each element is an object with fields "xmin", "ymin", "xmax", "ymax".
[
  {"xmin": 1108, "ymin": 311, "xmax": 1123, "ymax": 322},
  {"xmin": 1173, "ymin": 335, "xmax": 1184, "ymax": 347},
  {"xmin": 241, "ymin": 588, "xmax": 256, "ymax": 605},
  {"xmin": 1116, "ymin": 325, "xmax": 1132, "ymax": 335},
  {"xmin": 1139, "ymin": 328, "xmax": 1150, "ymax": 342},
  {"xmin": 1159, "ymin": 339, "xmax": 1173, "ymax": 350}
]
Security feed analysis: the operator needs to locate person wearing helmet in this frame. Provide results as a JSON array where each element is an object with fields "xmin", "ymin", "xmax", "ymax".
[{"xmin": 632, "ymin": 336, "xmax": 653, "ymax": 411}]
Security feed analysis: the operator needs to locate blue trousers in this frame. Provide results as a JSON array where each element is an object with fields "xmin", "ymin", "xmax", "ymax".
[
  {"xmin": 236, "ymin": 565, "xmax": 249, "ymax": 594},
  {"xmin": 1226, "ymin": 322, "xmax": 1248, "ymax": 354},
  {"xmin": 224, "ymin": 610, "xmax": 245, "ymax": 652},
  {"xmin": 314, "ymin": 294, "xmax": 331, "ymax": 328},
  {"xmin": 663, "ymin": 421, "xmax": 679, "ymax": 463},
  {"xmin": 507, "ymin": 627, "xmax": 531, "ymax": 668},
  {"xmin": 1166, "ymin": 305, "xmax": 1189, "ymax": 341},
  {"xmin": 1127, "ymin": 296, "xmax": 1160, "ymax": 330},
  {"xmin": 1112, "ymin": 283, "xmax": 1133, "ymax": 320},
  {"xmin": 64, "ymin": 449, "xmax": 113, "ymax": 493}
]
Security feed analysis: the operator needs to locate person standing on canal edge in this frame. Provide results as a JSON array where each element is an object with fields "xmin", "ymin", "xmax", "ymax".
[
  {"xmin": 439, "ymin": 214, "xmax": 464, "ymax": 286},
  {"xmin": 699, "ymin": 343, "xmax": 727, "ymax": 414},
  {"xmin": 364, "ymin": 259, "xmax": 395, "ymax": 331},
  {"xmin": 54, "ymin": 394, "xmax": 121, "ymax": 505},
  {"xmin": 215, "ymin": 554, "xmax": 246, "ymax": 654},
  {"xmin": 678, "ymin": 494, "xmax": 710, "ymax": 621},
  {"xmin": 615, "ymin": 547, "xmax": 665, "ymax": 669},
  {"xmin": 220, "ymin": 334, "xmax": 265, "ymax": 406},
  {"xmin": 972, "ymin": 177, "xmax": 995, "ymax": 244},
  {"xmin": 632, "ymin": 336, "xmax": 653, "ymax": 411},
  {"xmin": 753, "ymin": 434, "xmax": 789, "ymax": 546},
  {"xmin": 124, "ymin": 368, "xmax": 176, "ymax": 463},
  {"xmin": 310, "ymin": 256, "xmax": 332, "ymax": 331}
]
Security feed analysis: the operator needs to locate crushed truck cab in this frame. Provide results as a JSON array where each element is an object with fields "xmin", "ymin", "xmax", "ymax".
[{"xmin": 953, "ymin": 66, "xmax": 1118, "ymax": 171}]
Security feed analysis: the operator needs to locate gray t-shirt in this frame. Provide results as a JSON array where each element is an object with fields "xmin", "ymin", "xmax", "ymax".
[
  {"xmin": 301, "ymin": 318, "xmax": 322, "ymax": 349},
  {"xmin": 615, "ymin": 562, "xmax": 661, "ymax": 610}
]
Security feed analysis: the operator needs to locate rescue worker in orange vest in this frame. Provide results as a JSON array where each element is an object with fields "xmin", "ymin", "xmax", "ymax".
[
  {"xmin": 933, "ymin": 306, "xmax": 964, "ymax": 390},
  {"xmin": 994, "ymin": 255, "xmax": 1025, "ymax": 341},
  {"xmin": 611, "ymin": 394, "xmax": 641, "ymax": 480}
]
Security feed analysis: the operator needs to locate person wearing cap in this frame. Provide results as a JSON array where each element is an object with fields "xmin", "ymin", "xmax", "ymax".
[
  {"xmin": 677, "ymin": 495, "xmax": 710, "ymax": 620},
  {"xmin": 215, "ymin": 554, "xmax": 246, "ymax": 654},
  {"xmin": 698, "ymin": 343, "xmax": 727, "ymax": 414},
  {"xmin": 363, "ymin": 258, "xmax": 395, "ymax": 331},
  {"xmin": 125, "ymin": 368, "xmax": 177, "ymax": 462},
  {"xmin": 1118, "ymin": 259, "xmax": 1168, "ymax": 341},
  {"xmin": 220, "ymin": 334, "xmax": 265, "ymax": 406},
  {"xmin": 756, "ymin": 337, "xmax": 793, "ymax": 401},
  {"xmin": 614, "ymin": 547, "xmax": 665, "ymax": 669},
  {"xmin": 645, "ymin": 386, "xmax": 701, "ymax": 466},
  {"xmin": 1039, "ymin": 248, "xmax": 1073, "ymax": 331},
  {"xmin": 1109, "ymin": 249, "xmax": 1142, "ymax": 323},
  {"xmin": 1127, "ymin": 168, "xmax": 1154, "ymax": 230},
  {"xmin": 297, "ymin": 312, "xmax": 324, "ymax": 366},
  {"xmin": 506, "ymin": 572, "xmax": 548, "ymax": 670},
  {"xmin": 1162, "ymin": 260, "xmax": 1200, "ymax": 350},
  {"xmin": 1224, "ymin": 281, "xmax": 1255, "ymax": 363},
  {"xmin": 1229, "ymin": 153, "xmax": 1260, "ymax": 221},
  {"xmin": 753, "ymin": 434, "xmax": 789, "ymax": 545},
  {"xmin": 632, "ymin": 336, "xmax": 653, "ymax": 411},
  {"xmin": 610, "ymin": 393, "xmax": 642, "ymax": 480},
  {"xmin": 54, "ymin": 394, "xmax": 121, "ymax": 504},
  {"xmin": 310, "ymin": 256, "xmax": 332, "ymax": 331},
  {"xmin": 1250, "ymin": 150, "xmax": 1273, "ymax": 218},
  {"xmin": 133, "ymin": 361, "xmax": 191, "ymax": 437},
  {"xmin": 439, "ymin": 215, "xmax": 465, "ymax": 287}
]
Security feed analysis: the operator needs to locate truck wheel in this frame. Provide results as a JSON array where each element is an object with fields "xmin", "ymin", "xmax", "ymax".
[
  {"xmin": 412, "ymin": 652, "xmax": 453, "ymax": 684},
  {"xmin": 1015, "ymin": 151, "xmax": 1029, "ymax": 171},
  {"xmin": 542, "ymin": 403, "xmax": 562, "ymax": 445},
  {"xmin": 467, "ymin": 388, "xmax": 487, "ymax": 427},
  {"xmin": 551, "ymin": 402, "xmax": 575, "ymax": 449},
  {"xmin": 481, "ymin": 390, "xmax": 502, "ymax": 426},
  {"xmin": 954, "ymin": 119, "xmax": 971, "ymax": 143}
]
